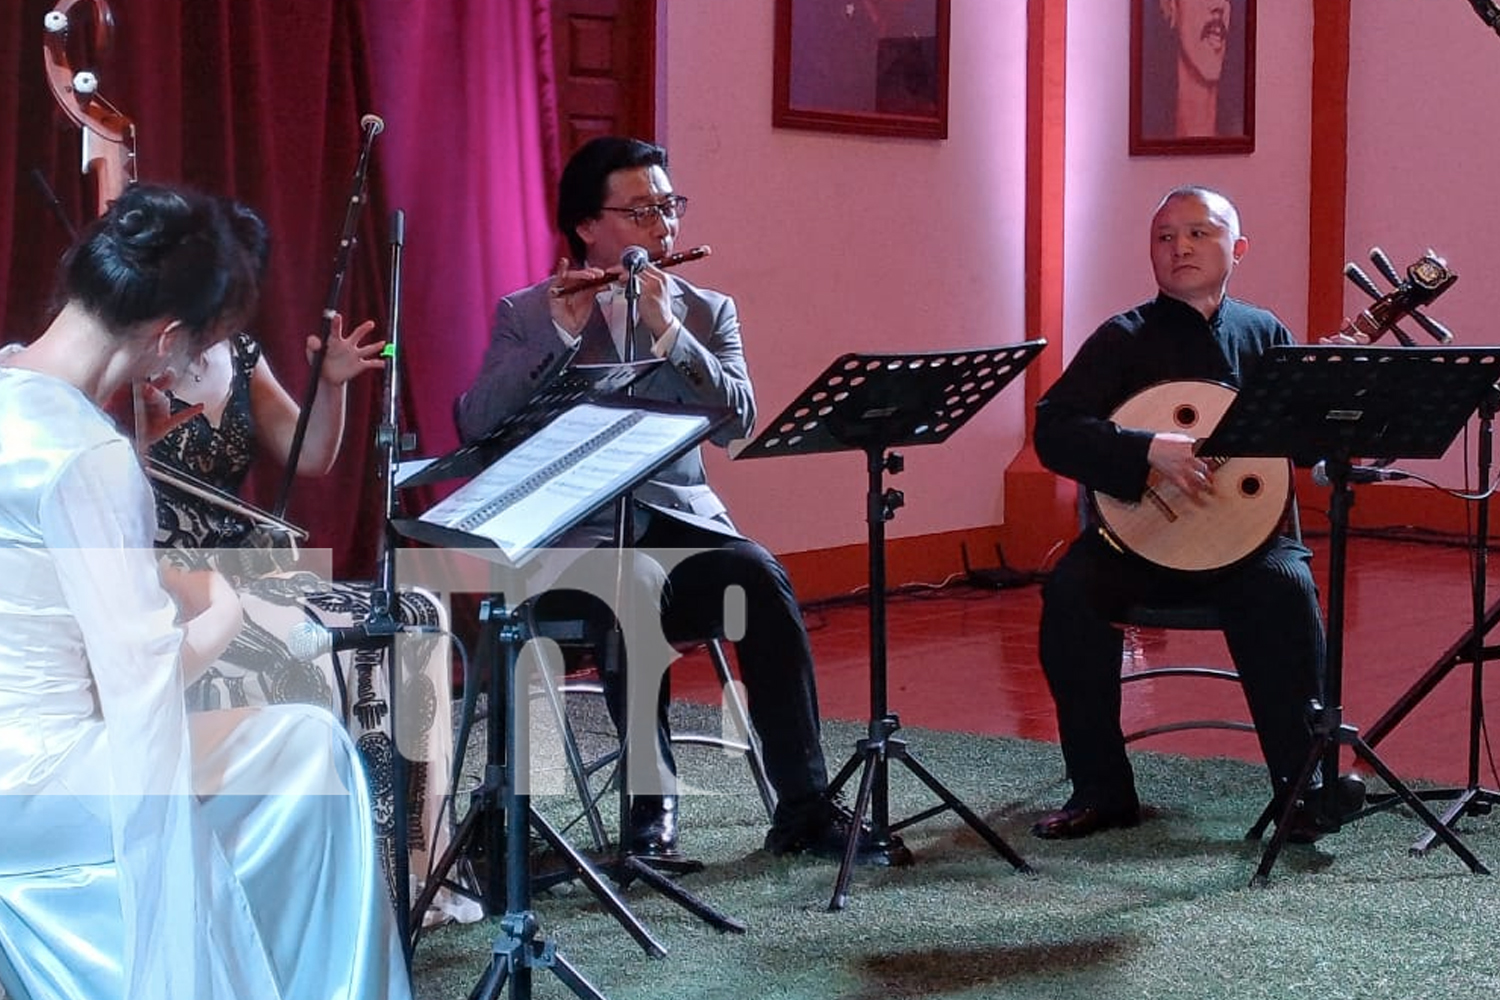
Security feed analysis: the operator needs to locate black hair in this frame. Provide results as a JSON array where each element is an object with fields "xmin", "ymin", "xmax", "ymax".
[
  {"xmin": 221, "ymin": 197, "xmax": 271, "ymax": 279},
  {"xmin": 58, "ymin": 183, "xmax": 257, "ymax": 350},
  {"xmin": 556, "ymin": 136, "xmax": 669, "ymax": 263}
]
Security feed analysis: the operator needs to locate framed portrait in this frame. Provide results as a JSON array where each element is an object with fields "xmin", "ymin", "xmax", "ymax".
[
  {"xmin": 1130, "ymin": 0, "xmax": 1256, "ymax": 156},
  {"xmin": 773, "ymin": 0, "xmax": 950, "ymax": 140}
]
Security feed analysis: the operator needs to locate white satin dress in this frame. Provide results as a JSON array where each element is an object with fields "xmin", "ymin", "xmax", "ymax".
[{"xmin": 0, "ymin": 359, "xmax": 411, "ymax": 1000}]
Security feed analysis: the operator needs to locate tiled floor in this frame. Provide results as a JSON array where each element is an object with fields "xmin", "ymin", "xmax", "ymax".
[{"xmin": 672, "ymin": 532, "xmax": 1500, "ymax": 790}]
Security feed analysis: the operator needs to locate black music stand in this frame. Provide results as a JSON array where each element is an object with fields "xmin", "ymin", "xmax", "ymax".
[
  {"xmin": 399, "ymin": 359, "xmax": 664, "ymax": 490},
  {"xmin": 396, "ymin": 395, "xmax": 742, "ymax": 1000},
  {"xmin": 735, "ymin": 342, "xmax": 1044, "ymax": 910},
  {"xmin": 1362, "ymin": 384, "xmax": 1500, "ymax": 853},
  {"xmin": 1197, "ymin": 344, "xmax": 1500, "ymax": 885}
]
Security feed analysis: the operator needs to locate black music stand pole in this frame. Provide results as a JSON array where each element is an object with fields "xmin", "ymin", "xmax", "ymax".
[
  {"xmin": 1361, "ymin": 386, "xmax": 1500, "ymax": 853},
  {"xmin": 734, "ymin": 343, "xmax": 1046, "ymax": 911},
  {"xmin": 463, "ymin": 597, "xmax": 612, "ymax": 1000},
  {"xmin": 1192, "ymin": 344, "xmax": 1499, "ymax": 885},
  {"xmin": 406, "ymin": 592, "xmax": 664, "ymax": 957}
]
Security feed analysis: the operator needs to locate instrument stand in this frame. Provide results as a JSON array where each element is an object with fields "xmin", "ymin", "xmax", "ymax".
[
  {"xmin": 734, "ymin": 343, "xmax": 1047, "ymax": 910},
  {"xmin": 452, "ymin": 598, "xmax": 627, "ymax": 1000},
  {"xmin": 407, "ymin": 600, "xmax": 667, "ymax": 962},
  {"xmin": 1244, "ymin": 461, "xmax": 1488, "ymax": 884},
  {"xmin": 395, "ymin": 388, "xmax": 747, "ymax": 957},
  {"xmin": 1362, "ymin": 384, "xmax": 1500, "ymax": 852},
  {"xmin": 1193, "ymin": 344, "xmax": 1500, "ymax": 885}
]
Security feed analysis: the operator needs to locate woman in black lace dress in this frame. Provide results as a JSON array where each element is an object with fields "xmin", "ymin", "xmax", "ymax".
[{"xmin": 144, "ymin": 203, "xmax": 473, "ymax": 925}]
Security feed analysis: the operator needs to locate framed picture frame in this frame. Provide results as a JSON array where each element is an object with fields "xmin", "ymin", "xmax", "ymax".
[
  {"xmin": 773, "ymin": 0, "xmax": 950, "ymax": 140},
  {"xmin": 1130, "ymin": 0, "xmax": 1256, "ymax": 156}
]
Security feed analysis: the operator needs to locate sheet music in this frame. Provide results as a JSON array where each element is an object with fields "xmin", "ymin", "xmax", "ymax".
[
  {"xmin": 417, "ymin": 402, "xmax": 711, "ymax": 562},
  {"xmin": 393, "ymin": 456, "xmax": 437, "ymax": 487}
]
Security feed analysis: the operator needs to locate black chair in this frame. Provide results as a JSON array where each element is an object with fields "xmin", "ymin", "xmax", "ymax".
[
  {"xmin": 1076, "ymin": 485, "xmax": 1303, "ymax": 744},
  {"xmin": 524, "ymin": 592, "xmax": 776, "ymax": 849}
]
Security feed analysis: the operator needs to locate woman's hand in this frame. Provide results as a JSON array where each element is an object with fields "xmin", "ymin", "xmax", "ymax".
[
  {"xmin": 159, "ymin": 562, "xmax": 244, "ymax": 680},
  {"xmin": 310, "ymin": 314, "xmax": 385, "ymax": 386},
  {"xmin": 133, "ymin": 376, "xmax": 205, "ymax": 445}
]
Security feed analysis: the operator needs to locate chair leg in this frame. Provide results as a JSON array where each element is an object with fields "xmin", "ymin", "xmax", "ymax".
[
  {"xmin": 531, "ymin": 645, "xmax": 611, "ymax": 851},
  {"xmin": 704, "ymin": 640, "xmax": 777, "ymax": 822}
]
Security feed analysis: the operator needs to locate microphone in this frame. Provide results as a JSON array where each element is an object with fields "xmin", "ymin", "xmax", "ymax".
[
  {"xmin": 1311, "ymin": 460, "xmax": 1411, "ymax": 487},
  {"xmin": 286, "ymin": 618, "xmax": 434, "ymax": 661},
  {"xmin": 1466, "ymin": 0, "xmax": 1500, "ymax": 34},
  {"xmin": 360, "ymin": 113, "xmax": 385, "ymax": 137},
  {"xmin": 621, "ymin": 245, "xmax": 650, "ymax": 275}
]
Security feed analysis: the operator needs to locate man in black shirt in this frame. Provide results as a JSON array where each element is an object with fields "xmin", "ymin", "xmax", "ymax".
[{"xmin": 1031, "ymin": 185, "xmax": 1335, "ymax": 841}]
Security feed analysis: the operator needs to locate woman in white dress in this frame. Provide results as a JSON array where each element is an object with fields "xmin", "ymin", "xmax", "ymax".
[{"xmin": 0, "ymin": 184, "xmax": 412, "ymax": 1000}]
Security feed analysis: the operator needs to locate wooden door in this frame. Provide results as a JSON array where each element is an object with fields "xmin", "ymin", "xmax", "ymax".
[{"xmin": 550, "ymin": 0, "xmax": 656, "ymax": 156}]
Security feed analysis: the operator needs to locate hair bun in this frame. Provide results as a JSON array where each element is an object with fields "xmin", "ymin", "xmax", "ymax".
[{"xmin": 114, "ymin": 206, "xmax": 158, "ymax": 242}]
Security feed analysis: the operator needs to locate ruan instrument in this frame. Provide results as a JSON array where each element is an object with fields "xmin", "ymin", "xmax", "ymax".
[
  {"xmin": 549, "ymin": 244, "xmax": 713, "ymax": 297},
  {"xmin": 1092, "ymin": 254, "xmax": 1457, "ymax": 572}
]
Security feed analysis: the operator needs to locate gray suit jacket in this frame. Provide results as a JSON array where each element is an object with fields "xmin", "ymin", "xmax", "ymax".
[{"xmin": 456, "ymin": 274, "xmax": 756, "ymax": 524}]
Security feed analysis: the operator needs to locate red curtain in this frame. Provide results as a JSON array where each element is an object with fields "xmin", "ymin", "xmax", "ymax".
[{"xmin": 1, "ymin": 0, "xmax": 559, "ymax": 577}]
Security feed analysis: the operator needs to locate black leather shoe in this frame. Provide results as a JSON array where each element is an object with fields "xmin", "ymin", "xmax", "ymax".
[
  {"xmin": 1284, "ymin": 774, "xmax": 1367, "ymax": 844},
  {"xmin": 763, "ymin": 804, "xmax": 911, "ymax": 866},
  {"xmin": 627, "ymin": 795, "xmax": 681, "ymax": 858},
  {"xmin": 1031, "ymin": 800, "xmax": 1141, "ymax": 840}
]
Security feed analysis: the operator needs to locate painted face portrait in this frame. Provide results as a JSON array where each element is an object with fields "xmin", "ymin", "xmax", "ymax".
[{"xmin": 1160, "ymin": 0, "xmax": 1231, "ymax": 88}]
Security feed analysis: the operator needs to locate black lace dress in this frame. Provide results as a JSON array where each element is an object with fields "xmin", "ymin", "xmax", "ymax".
[
  {"xmin": 145, "ymin": 333, "xmax": 465, "ymax": 920},
  {"xmin": 151, "ymin": 333, "xmax": 263, "ymax": 550}
]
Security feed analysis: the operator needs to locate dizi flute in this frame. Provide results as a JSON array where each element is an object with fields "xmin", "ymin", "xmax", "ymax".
[{"xmin": 549, "ymin": 245, "xmax": 713, "ymax": 296}]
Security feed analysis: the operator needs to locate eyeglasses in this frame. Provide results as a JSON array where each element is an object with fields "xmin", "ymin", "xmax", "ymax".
[{"xmin": 598, "ymin": 195, "xmax": 689, "ymax": 227}]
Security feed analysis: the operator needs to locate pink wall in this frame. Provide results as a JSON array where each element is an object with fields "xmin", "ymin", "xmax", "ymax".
[
  {"xmin": 659, "ymin": 1, "xmax": 1030, "ymax": 559},
  {"xmin": 1347, "ymin": 2, "xmax": 1500, "ymax": 486},
  {"xmin": 1062, "ymin": 2, "xmax": 1314, "ymax": 357},
  {"xmin": 655, "ymin": 1, "xmax": 1500, "ymax": 564}
]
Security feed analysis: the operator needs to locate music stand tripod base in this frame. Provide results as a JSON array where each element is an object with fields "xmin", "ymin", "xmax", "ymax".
[
  {"xmin": 1199, "ymin": 344, "xmax": 1500, "ymax": 884},
  {"xmin": 734, "ymin": 344, "xmax": 1045, "ymax": 909},
  {"xmin": 420, "ymin": 598, "xmax": 657, "ymax": 1000},
  {"xmin": 1360, "ymin": 385, "xmax": 1500, "ymax": 855}
]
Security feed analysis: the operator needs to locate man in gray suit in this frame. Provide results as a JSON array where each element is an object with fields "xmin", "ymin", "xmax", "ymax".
[{"xmin": 456, "ymin": 136, "xmax": 871, "ymax": 863}]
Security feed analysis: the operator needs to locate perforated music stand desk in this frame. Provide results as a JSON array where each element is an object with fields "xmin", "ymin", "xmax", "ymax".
[
  {"xmin": 1198, "ymin": 344, "xmax": 1500, "ymax": 885},
  {"xmin": 735, "ymin": 341, "xmax": 1046, "ymax": 910}
]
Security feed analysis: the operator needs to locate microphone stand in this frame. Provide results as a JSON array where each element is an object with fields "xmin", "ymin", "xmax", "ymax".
[
  {"xmin": 1364, "ymin": 384, "xmax": 1500, "ymax": 848},
  {"xmin": 596, "ymin": 254, "xmax": 744, "ymax": 932},
  {"xmin": 273, "ymin": 116, "xmax": 382, "ymax": 517},
  {"xmin": 373, "ymin": 209, "xmax": 414, "ymax": 969}
]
